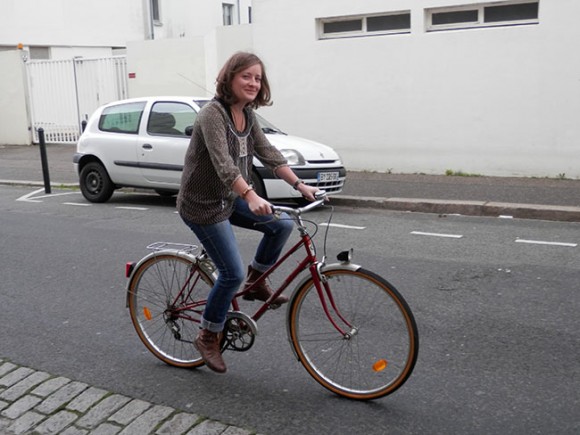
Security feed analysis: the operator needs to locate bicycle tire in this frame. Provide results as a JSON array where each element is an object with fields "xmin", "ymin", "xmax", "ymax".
[
  {"xmin": 127, "ymin": 252, "xmax": 215, "ymax": 368},
  {"xmin": 288, "ymin": 267, "xmax": 419, "ymax": 400}
]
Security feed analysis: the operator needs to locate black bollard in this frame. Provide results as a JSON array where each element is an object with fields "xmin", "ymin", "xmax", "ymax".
[{"xmin": 38, "ymin": 128, "xmax": 51, "ymax": 194}]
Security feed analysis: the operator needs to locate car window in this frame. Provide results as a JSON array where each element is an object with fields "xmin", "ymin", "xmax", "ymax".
[
  {"xmin": 147, "ymin": 102, "xmax": 197, "ymax": 137},
  {"xmin": 99, "ymin": 102, "xmax": 146, "ymax": 134}
]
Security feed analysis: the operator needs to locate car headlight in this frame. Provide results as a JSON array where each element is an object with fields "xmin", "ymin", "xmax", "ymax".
[{"xmin": 280, "ymin": 149, "xmax": 305, "ymax": 166}]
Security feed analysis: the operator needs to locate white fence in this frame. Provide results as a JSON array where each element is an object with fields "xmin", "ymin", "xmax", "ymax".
[{"xmin": 26, "ymin": 56, "xmax": 128, "ymax": 144}]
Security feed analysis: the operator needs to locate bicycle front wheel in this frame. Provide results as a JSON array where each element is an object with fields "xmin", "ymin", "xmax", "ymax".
[
  {"xmin": 127, "ymin": 252, "xmax": 215, "ymax": 368},
  {"xmin": 288, "ymin": 267, "xmax": 418, "ymax": 400}
]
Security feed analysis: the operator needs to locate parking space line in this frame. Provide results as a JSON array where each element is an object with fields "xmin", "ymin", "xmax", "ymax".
[
  {"xmin": 320, "ymin": 223, "xmax": 366, "ymax": 230},
  {"xmin": 63, "ymin": 202, "xmax": 91, "ymax": 207},
  {"xmin": 115, "ymin": 206, "xmax": 149, "ymax": 211},
  {"xmin": 515, "ymin": 239, "xmax": 577, "ymax": 247},
  {"xmin": 411, "ymin": 231, "xmax": 463, "ymax": 239}
]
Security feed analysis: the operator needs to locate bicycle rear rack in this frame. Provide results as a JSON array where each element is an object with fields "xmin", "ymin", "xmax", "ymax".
[{"xmin": 146, "ymin": 241, "xmax": 199, "ymax": 254}]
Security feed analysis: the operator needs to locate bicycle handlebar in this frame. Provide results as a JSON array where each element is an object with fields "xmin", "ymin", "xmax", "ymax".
[{"xmin": 271, "ymin": 191, "xmax": 328, "ymax": 218}]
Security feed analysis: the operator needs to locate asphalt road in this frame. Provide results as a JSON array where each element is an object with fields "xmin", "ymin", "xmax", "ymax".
[{"xmin": 1, "ymin": 185, "xmax": 579, "ymax": 434}]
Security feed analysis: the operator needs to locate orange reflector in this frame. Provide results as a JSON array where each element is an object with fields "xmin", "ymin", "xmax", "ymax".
[
  {"xmin": 372, "ymin": 359, "xmax": 388, "ymax": 372},
  {"xmin": 143, "ymin": 307, "xmax": 152, "ymax": 321}
]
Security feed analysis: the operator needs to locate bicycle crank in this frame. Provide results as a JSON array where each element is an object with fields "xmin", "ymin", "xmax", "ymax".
[{"xmin": 222, "ymin": 311, "xmax": 258, "ymax": 352}]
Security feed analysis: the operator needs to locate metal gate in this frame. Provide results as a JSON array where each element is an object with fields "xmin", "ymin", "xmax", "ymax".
[{"xmin": 26, "ymin": 56, "xmax": 128, "ymax": 144}]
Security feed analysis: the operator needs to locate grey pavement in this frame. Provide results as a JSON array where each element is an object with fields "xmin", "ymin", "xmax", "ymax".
[
  {"xmin": 1, "ymin": 143, "xmax": 580, "ymax": 222},
  {"xmin": 1, "ymin": 143, "xmax": 580, "ymax": 434}
]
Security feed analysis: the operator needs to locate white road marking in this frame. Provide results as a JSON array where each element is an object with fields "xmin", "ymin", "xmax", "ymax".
[
  {"xmin": 115, "ymin": 206, "xmax": 149, "ymax": 211},
  {"xmin": 17, "ymin": 189, "xmax": 79, "ymax": 202},
  {"xmin": 515, "ymin": 239, "xmax": 577, "ymax": 247},
  {"xmin": 16, "ymin": 188, "xmax": 45, "ymax": 203},
  {"xmin": 63, "ymin": 202, "xmax": 91, "ymax": 207},
  {"xmin": 411, "ymin": 231, "xmax": 463, "ymax": 239},
  {"xmin": 320, "ymin": 223, "xmax": 366, "ymax": 230}
]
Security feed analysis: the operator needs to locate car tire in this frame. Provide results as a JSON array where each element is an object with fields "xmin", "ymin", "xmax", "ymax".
[
  {"xmin": 251, "ymin": 169, "xmax": 267, "ymax": 199},
  {"xmin": 79, "ymin": 161, "xmax": 115, "ymax": 203}
]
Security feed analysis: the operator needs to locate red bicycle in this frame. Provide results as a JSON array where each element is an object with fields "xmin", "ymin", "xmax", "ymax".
[{"xmin": 125, "ymin": 195, "xmax": 418, "ymax": 400}]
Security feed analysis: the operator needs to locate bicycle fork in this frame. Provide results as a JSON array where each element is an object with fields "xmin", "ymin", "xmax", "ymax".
[{"xmin": 309, "ymin": 262, "xmax": 357, "ymax": 339}]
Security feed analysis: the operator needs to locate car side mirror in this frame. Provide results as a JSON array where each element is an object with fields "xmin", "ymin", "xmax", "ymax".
[{"xmin": 185, "ymin": 125, "xmax": 193, "ymax": 137}]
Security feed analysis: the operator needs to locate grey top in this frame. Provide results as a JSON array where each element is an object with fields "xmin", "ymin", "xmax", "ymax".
[{"xmin": 177, "ymin": 99, "xmax": 288, "ymax": 224}]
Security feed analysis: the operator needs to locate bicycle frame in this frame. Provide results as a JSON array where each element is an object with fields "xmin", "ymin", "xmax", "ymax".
[{"xmin": 140, "ymin": 200, "xmax": 356, "ymax": 337}]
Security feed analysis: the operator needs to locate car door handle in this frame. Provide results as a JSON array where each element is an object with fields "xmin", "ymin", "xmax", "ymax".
[{"xmin": 142, "ymin": 144, "xmax": 153, "ymax": 150}]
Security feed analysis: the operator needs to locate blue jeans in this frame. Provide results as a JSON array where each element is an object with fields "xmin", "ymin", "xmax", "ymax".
[{"xmin": 181, "ymin": 198, "xmax": 294, "ymax": 333}]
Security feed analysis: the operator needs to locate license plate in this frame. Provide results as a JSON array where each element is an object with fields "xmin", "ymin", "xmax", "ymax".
[{"xmin": 317, "ymin": 172, "xmax": 339, "ymax": 182}]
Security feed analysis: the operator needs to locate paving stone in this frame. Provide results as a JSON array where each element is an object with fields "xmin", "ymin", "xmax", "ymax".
[
  {"xmin": 185, "ymin": 419, "xmax": 228, "ymax": 435},
  {"xmin": 35, "ymin": 381, "xmax": 88, "ymax": 414},
  {"xmin": 33, "ymin": 409, "xmax": 78, "ymax": 434},
  {"xmin": 67, "ymin": 387, "xmax": 108, "ymax": 413},
  {"xmin": 0, "ymin": 399, "xmax": 8, "ymax": 412},
  {"xmin": 222, "ymin": 426, "xmax": 253, "ymax": 435},
  {"xmin": 0, "ymin": 371, "xmax": 51, "ymax": 401},
  {"xmin": 76, "ymin": 394, "xmax": 131, "ymax": 430},
  {"xmin": 5, "ymin": 410, "xmax": 45, "ymax": 434},
  {"xmin": 89, "ymin": 422, "xmax": 123, "ymax": 435},
  {"xmin": 0, "ymin": 362, "xmax": 17, "ymax": 377},
  {"xmin": 156, "ymin": 412, "xmax": 200, "ymax": 435},
  {"xmin": 1, "ymin": 395, "xmax": 43, "ymax": 419},
  {"xmin": 60, "ymin": 426, "xmax": 90, "ymax": 435},
  {"xmin": 31, "ymin": 376, "xmax": 71, "ymax": 397},
  {"xmin": 117, "ymin": 404, "xmax": 174, "ymax": 435},
  {"xmin": 0, "ymin": 367, "xmax": 34, "ymax": 388},
  {"xmin": 108, "ymin": 399, "xmax": 151, "ymax": 425}
]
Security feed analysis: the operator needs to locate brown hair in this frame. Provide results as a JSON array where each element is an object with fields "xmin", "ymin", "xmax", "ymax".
[{"xmin": 215, "ymin": 52, "xmax": 272, "ymax": 109}]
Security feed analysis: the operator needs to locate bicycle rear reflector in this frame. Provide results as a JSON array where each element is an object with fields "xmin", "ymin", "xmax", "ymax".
[
  {"xmin": 373, "ymin": 359, "xmax": 388, "ymax": 372},
  {"xmin": 126, "ymin": 262, "xmax": 136, "ymax": 278},
  {"xmin": 143, "ymin": 307, "xmax": 152, "ymax": 321}
]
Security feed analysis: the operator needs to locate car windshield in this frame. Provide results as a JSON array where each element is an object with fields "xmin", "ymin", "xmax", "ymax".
[{"xmin": 193, "ymin": 98, "xmax": 284, "ymax": 135}]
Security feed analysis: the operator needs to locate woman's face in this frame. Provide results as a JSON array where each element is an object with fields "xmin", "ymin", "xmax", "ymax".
[{"xmin": 231, "ymin": 63, "xmax": 262, "ymax": 106}]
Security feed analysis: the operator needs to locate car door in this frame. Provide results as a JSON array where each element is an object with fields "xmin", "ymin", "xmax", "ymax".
[{"xmin": 137, "ymin": 101, "xmax": 197, "ymax": 185}]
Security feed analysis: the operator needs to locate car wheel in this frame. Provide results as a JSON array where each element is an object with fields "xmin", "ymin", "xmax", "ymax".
[
  {"xmin": 251, "ymin": 169, "xmax": 267, "ymax": 199},
  {"xmin": 79, "ymin": 161, "xmax": 115, "ymax": 203}
]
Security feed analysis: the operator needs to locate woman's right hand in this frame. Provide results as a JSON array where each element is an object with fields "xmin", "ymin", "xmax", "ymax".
[{"xmin": 246, "ymin": 191, "xmax": 272, "ymax": 215}]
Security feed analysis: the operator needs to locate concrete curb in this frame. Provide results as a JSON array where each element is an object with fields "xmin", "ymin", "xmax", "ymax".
[
  {"xmin": 3, "ymin": 180, "xmax": 580, "ymax": 223},
  {"xmin": 331, "ymin": 195, "xmax": 580, "ymax": 222}
]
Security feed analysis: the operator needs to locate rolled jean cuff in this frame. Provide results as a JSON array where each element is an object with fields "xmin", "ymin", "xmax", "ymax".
[{"xmin": 201, "ymin": 317, "xmax": 225, "ymax": 333}]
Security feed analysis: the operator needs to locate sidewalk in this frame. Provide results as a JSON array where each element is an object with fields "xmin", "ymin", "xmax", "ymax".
[
  {"xmin": 0, "ymin": 358, "xmax": 255, "ymax": 435},
  {"xmin": 1, "ymin": 143, "xmax": 580, "ymax": 222}
]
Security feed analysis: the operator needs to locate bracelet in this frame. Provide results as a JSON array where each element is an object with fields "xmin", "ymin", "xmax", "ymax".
[
  {"xmin": 241, "ymin": 186, "xmax": 254, "ymax": 199},
  {"xmin": 293, "ymin": 179, "xmax": 305, "ymax": 190}
]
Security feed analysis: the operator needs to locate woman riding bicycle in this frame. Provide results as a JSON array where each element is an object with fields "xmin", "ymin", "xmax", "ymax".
[{"xmin": 177, "ymin": 52, "xmax": 320, "ymax": 373}]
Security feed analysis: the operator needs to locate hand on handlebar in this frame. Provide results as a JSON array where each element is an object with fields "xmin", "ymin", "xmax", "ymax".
[
  {"xmin": 247, "ymin": 194, "xmax": 273, "ymax": 216},
  {"xmin": 298, "ymin": 183, "xmax": 326, "ymax": 202}
]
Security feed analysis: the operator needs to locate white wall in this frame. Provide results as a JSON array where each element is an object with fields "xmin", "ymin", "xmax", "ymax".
[
  {"xmin": 0, "ymin": 0, "xmax": 146, "ymax": 49},
  {"xmin": 126, "ymin": 25, "xmax": 253, "ymax": 98},
  {"xmin": 0, "ymin": 51, "xmax": 31, "ymax": 145},
  {"xmin": 253, "ymin": 0, "xmax": 580, "ymax": 178}
]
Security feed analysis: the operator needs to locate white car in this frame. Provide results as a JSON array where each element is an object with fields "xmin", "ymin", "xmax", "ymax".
[{"xmin": 73, "ymin": 96, "xmax": 346, "ymax": 203}]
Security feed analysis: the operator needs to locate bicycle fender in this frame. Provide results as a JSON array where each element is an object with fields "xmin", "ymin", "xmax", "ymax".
[{"xmin": 125, "ymin": 250, "xmax": 202, "ymax": 308}]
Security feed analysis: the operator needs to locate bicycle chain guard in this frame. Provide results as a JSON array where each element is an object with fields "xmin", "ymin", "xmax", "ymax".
[{"xmin": 222, "ymin": 311, "xmax": 258, "ymax": 352}]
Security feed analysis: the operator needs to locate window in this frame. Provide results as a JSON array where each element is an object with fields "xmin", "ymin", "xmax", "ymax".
[
  {"xmin": 147, "ymin": 102, "xmax": 196, "ymax": 136},
  {"xmin": 319, "ymin": 11, "xmax": 411, "ymax": 39},
  {"xmin": 223, "ymin": 3, "xmax": 234, "ymax": 26},
  {"xmin": 427, "ymin": 1, "xmax": 539, "ymax": 31},
  {"xmin": 151, "ymin": 0, "xmax": 161, "ymax": 24},
  {"xmin": 99, "ymin": 102, "xmax": 146, "ymax": 134}
]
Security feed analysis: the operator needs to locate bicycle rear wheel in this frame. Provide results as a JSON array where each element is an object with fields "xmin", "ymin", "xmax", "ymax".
[
  {"xmin": 127, "ymin": 252, "xmax": 215, "ymax": 368},
  {"xmin": 288, "ymin": 267, "xmax": 418, "ymax": 400}
]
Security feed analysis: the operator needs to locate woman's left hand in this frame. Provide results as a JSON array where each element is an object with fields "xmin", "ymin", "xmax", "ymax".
[{"xmin": 297, "ymin": 183, "xmax": 323, "ymax": 202}]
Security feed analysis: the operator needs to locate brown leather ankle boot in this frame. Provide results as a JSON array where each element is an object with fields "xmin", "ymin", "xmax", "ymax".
[
  {"xmin": 193, "ymin": 329, "xmax": 226, "ymax": 373},
  {"xmin": 242, "ymin": 266, "xmax": 289, "ymax": 305}
]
